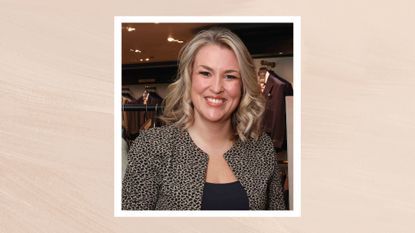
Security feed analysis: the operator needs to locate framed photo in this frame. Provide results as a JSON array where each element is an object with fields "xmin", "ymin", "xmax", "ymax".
[{"xmin": 114, "ymin": 16, "xmax": 301, "ymax": 217}]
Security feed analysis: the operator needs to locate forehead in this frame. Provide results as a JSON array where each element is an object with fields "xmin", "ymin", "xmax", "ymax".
[{"xmin": 193, "ymin": 44, "xmax": 239, "ymax": 68}]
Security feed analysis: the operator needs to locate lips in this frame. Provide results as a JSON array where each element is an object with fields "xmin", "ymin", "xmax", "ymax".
[{"xmin": 205, "ymin": 96, "xmax": 226, "ymax": 106}]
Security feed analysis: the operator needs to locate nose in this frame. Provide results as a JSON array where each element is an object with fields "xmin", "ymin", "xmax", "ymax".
[{"xmin": 210, "ymin": 74, "xmax": 224, "ymax": 94}]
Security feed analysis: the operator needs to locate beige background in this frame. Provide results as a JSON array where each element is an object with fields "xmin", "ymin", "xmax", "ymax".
[{"xmin": 1, "ymin": 0, "xmax": 414, "ymax": 232}]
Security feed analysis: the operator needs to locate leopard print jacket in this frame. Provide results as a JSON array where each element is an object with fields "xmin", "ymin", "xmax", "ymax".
[{"xmin": 122, "ymin": 125, "xmax": 286, "ymax": 210}]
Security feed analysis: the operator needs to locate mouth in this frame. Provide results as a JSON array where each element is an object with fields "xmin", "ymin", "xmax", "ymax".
[{"xmin": 205, "ymin": 97, "xmax": 226, "ymax": 106}]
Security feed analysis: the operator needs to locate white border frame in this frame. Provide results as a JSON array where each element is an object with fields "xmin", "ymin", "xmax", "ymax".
[{"xmin": 114, "ymin": 16, "xmax": 301, "ymax": 217}]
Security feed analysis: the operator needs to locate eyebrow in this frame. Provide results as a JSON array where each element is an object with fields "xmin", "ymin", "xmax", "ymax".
[{"xmin": 198, "ymin": 65, "xmax": 240, "ymax": 74}]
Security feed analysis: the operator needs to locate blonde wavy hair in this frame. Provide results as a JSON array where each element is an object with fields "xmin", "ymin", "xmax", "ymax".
[{"xmin": 161, "ymin": 27, "xmax": 265, "ymax": 141}]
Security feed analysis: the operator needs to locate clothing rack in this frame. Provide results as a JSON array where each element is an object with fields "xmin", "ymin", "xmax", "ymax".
[{"xmin": 122, "ymin": 104, "xmax": 164, "ymax": 112}]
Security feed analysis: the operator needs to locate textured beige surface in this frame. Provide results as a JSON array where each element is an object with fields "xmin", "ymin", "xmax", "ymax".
[{"xmin": 1, "ymin": 0, "xmax": 415, "ymax": 232}]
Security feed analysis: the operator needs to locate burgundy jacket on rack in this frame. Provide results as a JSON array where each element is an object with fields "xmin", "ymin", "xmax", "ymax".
[{"xmin": 262, "ymin": 73, "xmax": 293, "ymax": 150}]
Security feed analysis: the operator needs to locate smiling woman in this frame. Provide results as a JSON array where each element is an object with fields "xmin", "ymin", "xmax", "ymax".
[{"xmin": 122, "ymin": 28, "xmax": 286, "ymax": 210}]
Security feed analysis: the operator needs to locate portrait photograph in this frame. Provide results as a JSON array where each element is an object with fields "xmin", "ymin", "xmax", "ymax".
[{"xmin": 114, "ymin": 16, "xmax": 301, "ymax": 217}]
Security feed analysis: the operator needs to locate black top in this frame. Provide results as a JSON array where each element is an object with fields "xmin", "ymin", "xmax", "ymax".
[{"xmin": 201, "ymin": 181, "xmax": 249, "ymax": 210}]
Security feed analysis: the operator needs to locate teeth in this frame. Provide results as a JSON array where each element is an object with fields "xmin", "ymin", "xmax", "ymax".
[{"xmin": 206, "ymin": 98, "xmax": 224, "ymax": 104}]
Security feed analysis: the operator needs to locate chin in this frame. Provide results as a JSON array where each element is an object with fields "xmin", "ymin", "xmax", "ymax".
[
  {"xmin": 203, "ymin": 114, "xmax": 229, "ymax": 123},
  {"xmin": 194, "ymin": 107, "xmax": 233, "ymax": 124}
]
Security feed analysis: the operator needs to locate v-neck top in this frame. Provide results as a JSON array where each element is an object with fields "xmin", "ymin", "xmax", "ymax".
[{"xmin": 122, "ymin": 125, "xmax": 286, "ymax": 210}]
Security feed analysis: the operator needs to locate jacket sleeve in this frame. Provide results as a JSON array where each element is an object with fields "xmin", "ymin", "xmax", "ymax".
[
  {"xmin": 122, "ymin": 131, "xmax": 161, "ymax": 210},
  {"xmin": 264, "ymin": 135, "xmax": 287, "ymax": 210}
]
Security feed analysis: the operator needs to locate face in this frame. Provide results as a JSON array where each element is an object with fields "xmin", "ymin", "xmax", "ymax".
[{"xmin": 190, "ymin": 44, "xmax": 242, "ymax": 125}]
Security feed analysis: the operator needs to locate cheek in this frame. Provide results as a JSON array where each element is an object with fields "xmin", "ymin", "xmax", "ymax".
[
  {"xmin": 191, "ymin": 76, "xmax": 208, "ymax": 94},
  {"xmin": 226, "ymin": 81, "xmax": 242, "ymax": 99}
]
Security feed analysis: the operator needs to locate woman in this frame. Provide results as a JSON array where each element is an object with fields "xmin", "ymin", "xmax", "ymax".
[{"xmin": 122, "ymin": 27, "xmax": 286, "ymax": 210}]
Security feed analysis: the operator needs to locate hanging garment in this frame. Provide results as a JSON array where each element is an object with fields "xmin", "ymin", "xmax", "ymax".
[
  {"xmin": 136, "ymin": 91, "xmax": 163, "ymax": 130},
  {"xmin": 262, "ymin": 73, "xmax": 293, "ymax": 150},
  {"xmin": 123, "ymin": 90, "xmax": 164, "ymax": 140}
]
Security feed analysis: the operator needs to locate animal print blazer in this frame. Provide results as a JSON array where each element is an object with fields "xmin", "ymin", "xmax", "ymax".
[{"xmin": 122, "ymin": 125, "xmax": 286, "ymax": 210}]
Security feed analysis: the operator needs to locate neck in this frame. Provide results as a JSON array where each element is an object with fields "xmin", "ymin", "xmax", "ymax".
[{"xmin": 188, "ymin": 118, "xmax": 234, "ymax": 145}]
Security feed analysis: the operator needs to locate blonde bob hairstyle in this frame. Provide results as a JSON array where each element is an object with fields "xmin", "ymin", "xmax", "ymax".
[{"xmin": 161, "ymin": 27, "xmax": 265, "ymax": 141}]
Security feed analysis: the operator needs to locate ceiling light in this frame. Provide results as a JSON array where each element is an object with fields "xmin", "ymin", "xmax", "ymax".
[
  {"xmin": 145, "ymin": 58, "xmax": 150, "ymax": 61},
  {"xmin": 129, "ymin": 49, "xmax": 141, "ymax": 53},
  {"xmin": 126, "ymin": 27, "xmax": 135, "ymax": 32},
  {"xmin": 139, "ymin": 59, "xmax": 143, "ymax": 62},
  {"xmin": 167, "ymin": 36, "xmax": 184, "ymax": 44}
]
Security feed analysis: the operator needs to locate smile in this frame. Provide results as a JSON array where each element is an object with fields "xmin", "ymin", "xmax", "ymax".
[{"xmin": 205, "ymin": 97, "xmax": 226, "ymax": 105}]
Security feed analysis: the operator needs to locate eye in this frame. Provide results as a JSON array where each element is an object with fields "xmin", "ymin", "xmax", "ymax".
[
  {"xmin": 225, "ymin": 74, "xmax": 239, "ymax": 80},
  {"xmin": 199, "ymin": 71, "xmax": 211, "ymax": 77}
]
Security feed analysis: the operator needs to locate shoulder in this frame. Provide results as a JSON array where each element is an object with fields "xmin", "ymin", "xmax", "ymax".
[
  {"xmin": 240, "ymin": 132, "xmax": 275, "ymax": 163},
  {"xmin": 129, "ymin": 125, "xmax": 180, "ymax": 155},
  {"xmin": 136, "ymin": 125, "xmax": 178, "ymax": 141},
  {"xmin": 244, "ymin": 132, "xmax": 274, "ymax": 151},
  {"xmin": 257, "ymin": 132, "xmax": 274, "ymax": 149}
]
